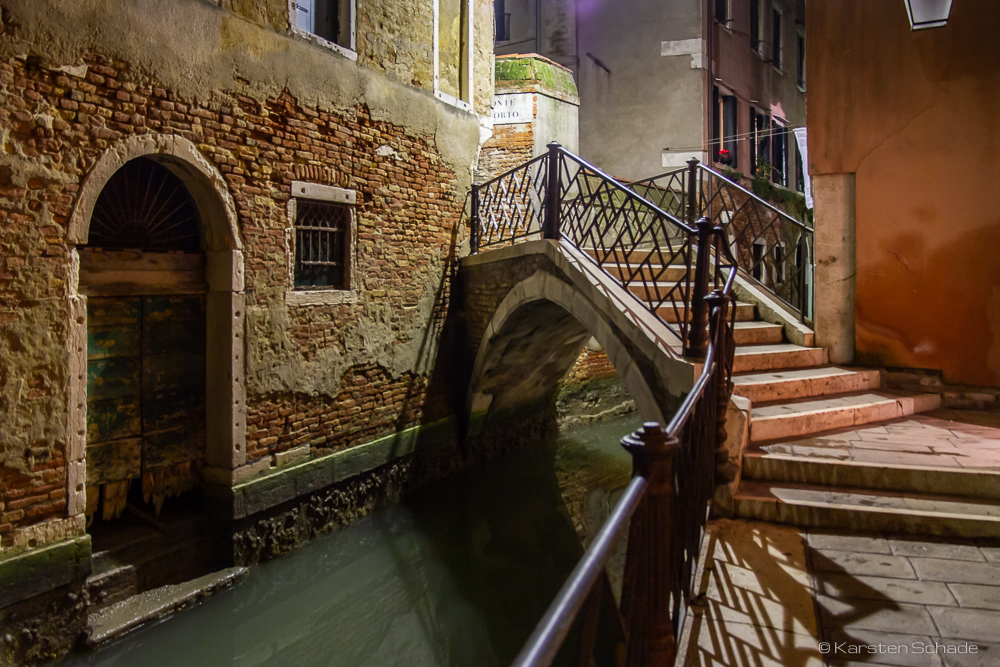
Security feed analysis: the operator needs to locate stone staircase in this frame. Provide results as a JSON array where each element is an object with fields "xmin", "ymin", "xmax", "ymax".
[{"xmin": 608, "ymin": 257, "xmax": 1000, "ymax": 538}]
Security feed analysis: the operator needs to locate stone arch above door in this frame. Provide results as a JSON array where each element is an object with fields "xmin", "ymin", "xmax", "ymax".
[
  {"xmin": 68, "ymin": 134, "xmax": 241, "ymax": 252},
  {"xmin": 64, "ymin": 135, "xmax": 247, "ymax": 524}
]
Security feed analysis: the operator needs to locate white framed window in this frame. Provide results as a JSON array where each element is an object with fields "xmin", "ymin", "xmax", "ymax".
[
  {"xmin": 434, "ymin": 0, "xmax": 474, "ymax": 112},
  {"xmin": 290, "ymin": 0, "xmax": 358, "ymax": 61},
  {"xmin": 285, "ymin": 181, "xmax": 359, "ymax": 306}
]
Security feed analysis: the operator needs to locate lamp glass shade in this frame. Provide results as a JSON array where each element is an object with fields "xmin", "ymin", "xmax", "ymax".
[{"xmin": 905, "ymin": 0, "xmax": 953, "ymax": 30}]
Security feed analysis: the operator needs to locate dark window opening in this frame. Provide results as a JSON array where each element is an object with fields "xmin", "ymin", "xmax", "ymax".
[
  {"xmin": 295, "ymin": 200, "xmax": 350, "ymax": 289},
  {"xmin": 771, "ymin": 121, "xmax": 788, "ymax": 186},
  {"xmin": 89, "ymin": 157, "xmax": 200, "ymax": 252},
  {"xmin": 773, "ymin": 244, "xmax": 785, "ymax": 282},
  {"xmin": 797, "ymin": 32, "xmax": 805, "ymax": 88},
  {"xmin": 721, "ymin": 95, "xmax": 738, "ymax": 165},
  {"xmin": 295, "ymin": 0, "xmax": 352, "ymax": 49},
  {"xmin": 495, "ymin": 0, "xmax": 510, "ymax": 41},
  {"xmin": 715, "ymin": 0, "xmax": 730, "ymax": 24},
  {"xmin": 795, "ymin": 142, "xmax": 805, "ymax": 193},
  {"xmin": 772, "ymin": 9, "xmax": 783, "ymax": 70},
  {"xmin": 752, "ymin": 243, "xmax": 765, "ymax": 281},
  {"xmin": 750, "ymin": 0, "xmax": 760, "ymax": 51},
  {"xmin": 712, "ymin": 86, "xmax": 721, "ymax": 160},
  {"xmin": 752, "ymin": 110, "xmax": 769, "ymax": 176}
]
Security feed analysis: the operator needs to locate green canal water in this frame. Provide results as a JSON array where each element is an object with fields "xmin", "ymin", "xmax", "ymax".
[{"xmin": 58, "ymin": 414, "xmax": 642, "ymax": 667}]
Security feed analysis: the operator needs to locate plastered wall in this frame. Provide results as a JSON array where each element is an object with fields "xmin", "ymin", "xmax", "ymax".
[{"xmin": 808, "ymin": 0, "xmax": 1000, "ymax": 387}]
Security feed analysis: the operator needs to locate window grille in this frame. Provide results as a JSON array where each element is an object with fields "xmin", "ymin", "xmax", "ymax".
[{"xmin": 294, "ymin": 200, "xmax": 349, "ymax": 289}]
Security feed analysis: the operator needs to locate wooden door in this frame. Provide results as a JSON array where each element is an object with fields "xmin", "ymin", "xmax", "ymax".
[{"xmin": 85, "ymin": 295, "xmax": 206, "ymax": 520}]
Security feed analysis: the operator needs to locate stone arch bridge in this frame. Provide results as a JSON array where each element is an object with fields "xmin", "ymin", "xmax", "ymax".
[{"xmin": 460, "ymin": 239, "xmax": 699, "ymax": 436}]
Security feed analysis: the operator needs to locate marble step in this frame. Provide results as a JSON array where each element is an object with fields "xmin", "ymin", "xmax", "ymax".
[
  {"xmin": 734, "ymin": 480, "xmax": 1000, "ymax": 538},
  {"xmin": 742, "ymin": 451, "xmax": 1000, "ymax": 499},
  {"xmin": 750, "ymin": 391, "xmax": 942, "ymax": 442},
  {"xmin": 732, "ymin": 366, "xmax": 880, "ymax": 403},
  {"xmin": 732, "ymin": 321, "xmax": 785, "ymax": 345},
  {"xmin": 655, "ymin": 301, "xmax": 757, "ymax": 323},
  {"xmin": 733, "ymin": 343, "xmax": 828, "ymax": 373}
]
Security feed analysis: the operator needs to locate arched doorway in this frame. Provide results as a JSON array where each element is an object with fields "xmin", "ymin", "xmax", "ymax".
[{"xmin": 81, "ymin": 157, "xmax": 208, "ymax": 522}]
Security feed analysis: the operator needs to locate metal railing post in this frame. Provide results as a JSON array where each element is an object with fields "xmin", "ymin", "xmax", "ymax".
[
  {"xmin": 620, "ymin": 422, "xmax": 679, "ymax": 667},
  {"xmin": 704, "ymin": 290, "xmax": 736, "ymax": 483},
  {"xmin": 470, "ymin": 183, "xmax": 480, "ymax": 254},
  {"xmin": 685, "ymin": 158, "xmax": 699, "ymax": 225},
  {"xmin": 544, "ymin": 141, "xmax": 562, "ymax": 240},
  {"xmin": 685, "ymin": 217, "xmax": 714, "ymax": 359}
]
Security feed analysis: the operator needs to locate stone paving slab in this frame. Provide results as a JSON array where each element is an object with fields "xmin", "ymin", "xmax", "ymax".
[
  {"xmin": 681, "ymin": 521, "xmax": 1000, "ymax": 667},
  {"xmin": 946, "ymin": 583, "xmax": 1000, "ymax": 610}
]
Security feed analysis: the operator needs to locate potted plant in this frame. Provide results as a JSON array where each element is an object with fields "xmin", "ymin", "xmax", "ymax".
[{"xmin": 716, "ymin": 148, "xmax": 732, "ymax": 165}]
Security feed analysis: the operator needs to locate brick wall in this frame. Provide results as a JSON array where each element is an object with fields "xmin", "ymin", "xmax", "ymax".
[{"xmin": 0, "ymin": 0, "xmax": 490, "ymax": 550}]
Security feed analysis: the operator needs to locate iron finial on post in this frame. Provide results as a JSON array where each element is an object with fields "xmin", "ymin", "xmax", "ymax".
[{"xmin": 544, "ymin": 142, "xmax": 562, "ymax": 241}]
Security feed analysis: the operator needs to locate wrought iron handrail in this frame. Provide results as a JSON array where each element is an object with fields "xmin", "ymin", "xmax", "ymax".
[
  {"xmin": 470, "ymin": 145, "xmax": 740, "ymax": 666},
  {"xmin": 512, "ymin": 277, "xmax": 736, "ymax": 667},
  {"xmin": 472, "ymin": 143, "xmax": 722, "ymax": 356},
  {"xmin": 627, "ymin": 161, "xmax": 814, "ymax": 321}
]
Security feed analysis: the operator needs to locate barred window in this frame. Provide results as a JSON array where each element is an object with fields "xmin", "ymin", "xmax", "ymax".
[{"xmin": 294, "ymin": 200, "xmax": 350, "ymax": 289}]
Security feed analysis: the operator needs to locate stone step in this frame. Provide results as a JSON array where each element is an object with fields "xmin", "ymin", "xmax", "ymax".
[
  {"xmin": 655, "ymin": 301, "xmax": 757, "ymax": 323},
  {"xmin": 602, "ymin": 263, "xmax": 693, "ymax": 282},
  {"xmin": 583, "ymin": 247, "xmax": 688, "ymax": 265},
  {"xmin": 734, "ymin": 480, "xmax": 1000, "ymax": 538},
  {"xmin": 732, "ymin": 321, "xmax": 785, "ymax": 345},
  {"xmin": 750, "ymin": 391, "xmax": 942, "ymax": 442},
  {"xmin": 733, "ymin": 343, "xmax": 828, "ymax": 373},
  {"xmin": 732, "ymin": 366, "xmax": 880, "ymax": 403},
  {"xmin": 86, "ymin": 563, "xmax": 138, "ymax": 613},
  {"xmin": 87, "ymin": 567, "xmax": 248, "ymax": 646},
  {"xmin": 741, "ymin": 450, "xmax": 1000, "ymax": 499}
]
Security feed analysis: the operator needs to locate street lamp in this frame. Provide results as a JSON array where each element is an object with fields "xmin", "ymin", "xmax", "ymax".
[{"xmin": 904, "ymin": 0, "xmax": 953, "ymax": 30}]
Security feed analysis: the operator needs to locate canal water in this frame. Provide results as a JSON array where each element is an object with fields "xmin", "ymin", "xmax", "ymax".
[{"xmin": 57, "ymin": 414, "xmax": 642, "ymax": 667}]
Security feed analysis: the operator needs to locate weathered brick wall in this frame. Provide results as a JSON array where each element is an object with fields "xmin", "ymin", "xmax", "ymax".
[
  {"xmin": 0, "ymin": 0, "xmax": 491, "ymax": 552},
  {"xmin": 476, "ymin": 111, "xmax": 535, "ymax": 182},
  {"xmin": 563, "ymin": 348, "xmax": 616, "ymax": 386}
]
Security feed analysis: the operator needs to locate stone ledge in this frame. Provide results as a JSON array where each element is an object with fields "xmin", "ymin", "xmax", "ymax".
[
  {"xmin": 0, "ymin": 535, "xmax": 92, "ymax": 609},
  {"xmin": 204, "ymin": 418, "xmax": 458, "ymax": 520}
]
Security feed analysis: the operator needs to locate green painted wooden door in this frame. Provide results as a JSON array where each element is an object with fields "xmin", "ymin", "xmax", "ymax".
[{"xmin": 86, "ymin": 295, "xmax": 206, "ymax": 511}]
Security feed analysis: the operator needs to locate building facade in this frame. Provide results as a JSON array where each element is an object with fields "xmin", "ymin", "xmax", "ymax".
[
  {"xmin": 808, "ymin": 0, "xmax": 1000, "ymax": 391},
  {"xmin": 495, "ymin": 0, "xmax": 806, "ymax": 186},
  {"xmin": 0, "ymin": 0, "xmax": 493, "ymax": 661}
]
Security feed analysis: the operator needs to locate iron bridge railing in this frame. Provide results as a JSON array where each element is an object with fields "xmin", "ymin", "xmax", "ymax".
[
  {"xmin": 470, "ymin": 143, "xmax": 742, "ymax": 665},
  {"xmin": 627, "ymin": 161, "xmax": 815, "ymax": 322},
  {"xmin": 472, "ymin": 142, "xmax": 734, "ymax": 359}
]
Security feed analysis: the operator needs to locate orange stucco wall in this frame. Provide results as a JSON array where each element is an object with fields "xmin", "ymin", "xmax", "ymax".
[{"xmin": 807, "ymin": 0, "xmax": 1000, "ymax": 387}]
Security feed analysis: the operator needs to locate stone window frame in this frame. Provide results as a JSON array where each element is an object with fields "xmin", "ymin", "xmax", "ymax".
[
  {"xmin": 288, "ymin": 0, "xmax": 359, "ymax": 62},
  {"xmin": 285, "ymin": 181, "xmax": 359, "ymax": 307},
  {"xmin": 433, "ymin": 0, "xmax": 475, "ymax": 113}
]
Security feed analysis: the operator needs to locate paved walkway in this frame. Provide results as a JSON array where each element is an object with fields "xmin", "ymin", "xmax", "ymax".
[{"xmin": 680, "ymin": 519, "xmax": 1000, "ymax": 667}]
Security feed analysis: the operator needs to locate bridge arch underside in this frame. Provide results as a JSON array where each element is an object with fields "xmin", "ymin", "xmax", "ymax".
[{"xmin": 467, "ymin": 272, "xmax": 666, "ymax": 437}]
